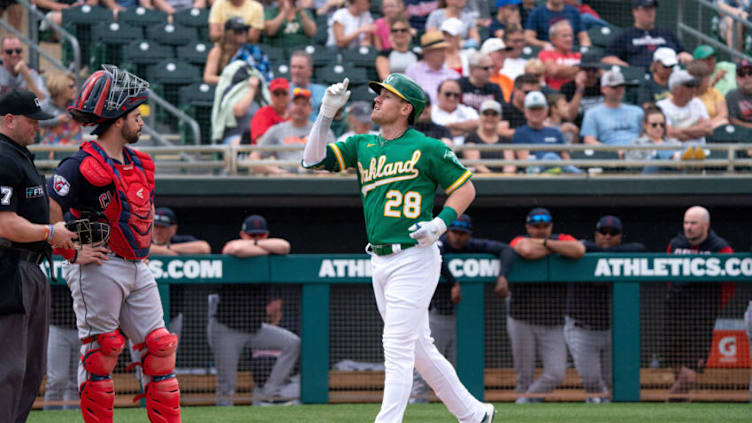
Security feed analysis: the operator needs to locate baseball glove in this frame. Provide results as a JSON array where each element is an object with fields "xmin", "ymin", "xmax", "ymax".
[{"xmin": 66, "ymin": 219, "xmax": 111, "ymax": 248}]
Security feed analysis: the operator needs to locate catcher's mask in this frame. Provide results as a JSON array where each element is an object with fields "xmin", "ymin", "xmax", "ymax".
[{"xmin": 66, "ymin": 219, "xmax": 111, "ymax": 248}]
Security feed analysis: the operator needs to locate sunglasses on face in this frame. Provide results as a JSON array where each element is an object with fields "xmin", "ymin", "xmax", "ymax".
[
  {"xmin": 442, "ymin": 92, "xmax": 461, "ymax": 98},
  {"xmin": 527, "ymin": 214, "xmax": 552, "ymax": 224},
  {"xmin": 597, "ymin": 228, "xmax": 621, "ymax": 236},
  {"xmin": 482, "ymin": 110, "xmax": 499, "ymax": 116},
  {"xmin": 478, "ymin": 66, "xmax": 494, "ymax": 71},
  {"xmin": 4, "ymin": 48, "xmax": 22, "ymax": 55},
  {"xmin": 272, "ymin": 90, "xmax": 289, "ymax": 97},
  {"xmin": 737, "ymin": 69, "xmax": 752, "ymax": 78},
  {"xmin": 648, "ymin": 121, "xmax": 665, "ymax": 128},
  {"xmin": 391, "ymin": 27, "xmax": 409, "ymax": 33}
]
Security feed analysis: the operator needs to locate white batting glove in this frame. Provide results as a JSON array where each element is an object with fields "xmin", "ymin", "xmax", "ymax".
[
  {"xmin": 408, "ymin": 217, "xmax": 447, "ymax": 247},
  {"xmin": 320, "ymin": 78, "xmax": 351, "ymax": 118}
]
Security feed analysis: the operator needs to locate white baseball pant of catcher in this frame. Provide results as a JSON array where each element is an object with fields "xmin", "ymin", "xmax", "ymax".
[{"xmin": 370, "ymin": 244, "xmax": 488, "ymax": 423}]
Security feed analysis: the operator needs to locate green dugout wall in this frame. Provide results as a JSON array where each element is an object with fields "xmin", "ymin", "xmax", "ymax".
[{"xmin": 46, "ymin": 252, "xmax": 752, "ymax": 403}]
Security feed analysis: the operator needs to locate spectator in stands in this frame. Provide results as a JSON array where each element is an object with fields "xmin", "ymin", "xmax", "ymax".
[
  {"xmin": 204, "ymin": 17, "xmax": 273, "ymax": 85},
  {"xmin": 489, "ymin": 0, "xmax": 521, "ymax": 39},
  {"xmin": 567, "ymin": 216, "xmax": 646, "ymax": 403},
  {"xmin": 373, "ymin": 0, "xmax": 410, "ymax": 51},
  {"xmin": 250, "ymin": 77, "xmax": 290, "ymax": 143},
  {"xmin": 463, "ymin": 100, "xmax": 514, "ymax": 173},
  {"xmin": 0, "ymin": 0, "xmax": 22, "ymax": 33},
  {"xmin": 0, "ymin": 37, "xmax": 48, "ymax": 101},
  {"xmin": 426, "ymin": 0, "xmax": 481, "ymax": 47},
  {"xmin": 501, "ymin": 25, "xmax": 528, "ymax": 81},
  {"xmin": 716, "ymin": 0, "xmax": 749, "ymax": 52},
  {"xmin": 208, "ymin": 0, "xmax": 265, "ymax": 43},
  {"xmin": 440, "ymin": 18, "xmax": 471, "ymax": 76},
  {"xmin": 664, "ymin": 206, "xmax": 734, "ymax": 401},
  {"xmin": 464, "ymin": 0, "xmax": 492, "ymax": 28},
  {"xmin": 39, "ymin": 72, "xmax": 83, "ymax": 151},
  {"xmin": 211, "ymin": 215, "xmax": 300, "ymax": 406},
  {"xmin": 264, "ymin": 0, "xmax": 317, "ymax": 48},
  {"xmin": 563, "ymin": 0, "xmax": 610, "ymax": 29},
  {"xmin": 405, "ymin": 29, "xmax": 461, "ymax": 105},
  {"xmin": 636, "ymin": 47, "xmax": 676, "ymax": 108},
  {"xmin": 149, "ymin": 207, "xmax": 212, "ymax": 256},
  {"xmin": 411, "ymin": 214, "xmax": 516, "ymax": 402},
  {"xmin": 725, "ymin": 59, "xmax": 752, "ymax": 128},
  {"xmin": 414, "ymin": 91, "xmax": 454, "ymax": 146},
  {"xmin": 500, "ymin": 72, "xmax": 541, "ymax": 138},
  {"xmin": 693, "ymin": 45, "xmax": 737, "ymax": 96},
  {"xmin": 524, "ymin": 59, "xmax": 555, "ymax": 95},
  {"xmin": 626, "ymin": 106, "xmax": 682, "ymax": 173},
  {"xmin": 289, "ymin": 51, "xmax": 326, "ymax": 123},
  {"xmin": 458, "ymin": 51, "xmax": 505, "ymax": 111},
  {"xmin": 375, "ymin": 17, "xmax": 418, "ymax": 80},
  {"xmin": 35, "ymin": 0, "xmax": 82, "ymax": 32},
  {"xmin": 559, "ymin": 50, "xmax": 605, "ymax": 126},
  {"xmin": 404, "ymin": 0, "xmax": 438, "ymax": 31},
  {"xmin": 211, "ymin": 64, "xmax": 262, "ymax": 145},
  {"xmin": 602, "ymin": 0, "xmax": 691, "ymax": 69},
  {"xmin": 657, "ymin": 69, "xmax": 713, "ymax": 145},
  {"xmin": 337, "ymin": 101, "xmax": 377, "ymax": 141},
  {"xmin": 688, "ymin": 61, "xmax": 729, "ymax": 129},
  {"xmin": 432, "ymin": 78, "xmax": 479, "ymax": 145},
  {"xmin": 546, "ymin": 93, "xmax": 578, "ymax": 144},
  {"xmin": 512, "ymin": 91, "xmax": 581, "ymax": 173},
  {"xmin": 581, "ymin": 68, "xmax": 644, "ymax": 146},
  {"xmin": 327, "ymin": 0, "xmax": 375, "ymax": 48},
  {"xmin": 252, "ymin": 87, "xmax": 334, "ymax": 174},
  {"xmin": 524, "ymin": 0, "xmax": 590, "ymax": 50},
  {"xmin": 481, "ymin": 37, "xmax": 514, "ymax": 102},
  {"xmin": 538, "ymin": 19, "xmax": 581, "ymax": 91},
  {"xmin": 509, "ymin": 208, "xmax": 585, "ymax": 403}
]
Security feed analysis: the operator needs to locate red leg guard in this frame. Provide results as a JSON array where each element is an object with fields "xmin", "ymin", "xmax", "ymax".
[
  {"xmin": 82, "ymin": 330, "xmax": 126, "ymax": 376},
  {"xmin": 141, "ymin": 327, "xmax": 179, "ymax": 377},
  {"xmin": 145, "ymin": 376, "xmax": 181, "ymax": 423},
  {"xmin": 80, "ymin": 379, "xmax": 115, "ymax": 423}
]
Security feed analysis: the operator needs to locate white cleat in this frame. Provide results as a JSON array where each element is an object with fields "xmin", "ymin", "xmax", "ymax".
[{"xmin": 480, "ymin": 402, "xmax": 496, "ymax": 423}]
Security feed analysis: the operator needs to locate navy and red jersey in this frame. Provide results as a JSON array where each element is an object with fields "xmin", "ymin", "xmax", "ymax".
[
  {"xmin": 508, "ymin": 234, "xmax": 577, "ymax": 326},
  {"xmin": 667, "ymin": 229, "xmax": 734, "ymax": 309},
  {"xmin": 47, "ymin": 150, "xmax": 115, "ymax": 218}
]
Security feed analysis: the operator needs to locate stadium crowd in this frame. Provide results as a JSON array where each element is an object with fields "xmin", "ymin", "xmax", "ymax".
[{"xmin": 1, "ymin": 0, "xmax": 748, "ymax": 174}]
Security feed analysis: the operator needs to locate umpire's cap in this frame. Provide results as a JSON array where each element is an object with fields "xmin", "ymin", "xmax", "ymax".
[{"xmin": 369, "ymin": 73, "xmax": 426, "ymax": 125}]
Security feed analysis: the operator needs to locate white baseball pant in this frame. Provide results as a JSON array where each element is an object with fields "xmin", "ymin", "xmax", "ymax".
[
  {"xmin": 370, "ymin": 244, "xmax": 487, "ymax": 423},
  {"xmin": 563, "ymin": 316, "xmax": 611, "ymax": 395}
]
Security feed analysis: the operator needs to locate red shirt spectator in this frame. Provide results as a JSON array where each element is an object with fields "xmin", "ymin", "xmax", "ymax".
[{"xmin": 250, "ymin": 77, "xmax": 289, "ymax": 143}]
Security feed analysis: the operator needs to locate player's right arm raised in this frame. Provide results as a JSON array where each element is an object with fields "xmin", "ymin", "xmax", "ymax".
[{"xmin": 302, "ymin": 78, "xmax": 350, "ymax": 167}]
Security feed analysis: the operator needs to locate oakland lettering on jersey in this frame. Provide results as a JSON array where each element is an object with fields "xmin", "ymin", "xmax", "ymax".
[{"xmin": 359, "ymin": 151, "xmax": 421, "ymax": 195}]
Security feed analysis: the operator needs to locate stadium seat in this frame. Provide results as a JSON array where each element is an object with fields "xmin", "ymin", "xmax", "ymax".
[
  {"xmin": 349, "ymin": 84, "xmax": 376, "ymax": 103},
  {"xmin": 520, "ymin": 45, "xmax": 542, "ymax": 59},
  {"xmin": 318, "ymin": 63, "xmax": 368, "ymax": 86},
  {"xmin": 146, "ymin": 23, "xmax": 196, "ymax": 48},
  {"xmin": 118, "ymin": 7, "xmax": 168, "ymax": 32},
  {"xmin": 177, "ymin": 41, "xmax": 213, "ymax": 67},
  {"xmin": 257, "ymin": 44, "xmax": 287, "ymax": 66},
  {"xmin": 313, "ymin": 15, "xmax": 329, "ymax": 46},
  {"xmin": 122, "ymin": 40, "xmax": 174, "ymax": 80},
  {"xmin": 272, "ymin": 62, "xmax": 290, "ymax": 80},
  {"xmin": 174, "ymin": 7, "xmax": 210, "ymax": 40},
  {"xmin": 710, "ymin": 124, "xmax": 752, "ymax": 144},
  {"xmin": 61, "ymin": 5, "xmax": 114, "ymax": 68},
  {"xmin": 148, "ymin": 59, "xmax": 203, "ymax": 129},
  {"xmin": 619, "ymin": 66, "xmax": 647, "ymax": 86},
  {"xmin": 588, "ymin": 25, "xmax": 617, "ymax": 48},
  {"xmin": 305, "ymin": 45, "xmax": 338, "ymax": 69},
  {"xmin": 179, "ymin": 82, "xmax": 216, "ymax": 145},
  {"xmin": 89, "ymin": 21, "xmax": 142, "ymax": 72},
  {"xmin": 347, "ymin": 45, "xmax": 379, "ymax": 68},
  {"xmin": 569, "ymin": 149, "xmax": 622, "ymax": 172}
]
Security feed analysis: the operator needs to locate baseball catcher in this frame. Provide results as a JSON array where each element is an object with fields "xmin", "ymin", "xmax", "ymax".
[{"xmin": 48, "ymin": 65, "xmax": 181, "ymax": 423}]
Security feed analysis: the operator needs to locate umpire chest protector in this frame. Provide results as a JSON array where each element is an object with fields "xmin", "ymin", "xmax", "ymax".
[{"xmin": 77, "ymin": 141, "xmax": 155, "ymax": 260}]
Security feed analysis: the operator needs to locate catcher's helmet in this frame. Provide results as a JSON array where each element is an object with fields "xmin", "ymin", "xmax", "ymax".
[
  {"xmin": 369, "ymin": 73, "xmax": 426, "ymax": 124},
  {"xmin": 69, "ymin": 64, "xmax": 150, "ymax": 125}
]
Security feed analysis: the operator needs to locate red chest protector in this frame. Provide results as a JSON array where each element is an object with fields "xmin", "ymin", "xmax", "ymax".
[{"xmin": 78, "ymin": 141, "xmax": 155, "ymax": 260}]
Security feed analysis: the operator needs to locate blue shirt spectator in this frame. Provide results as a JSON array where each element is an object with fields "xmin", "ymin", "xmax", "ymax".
[
  {"xmin": 512, "ymin": 124, "xmax": 566, "ymax": 159},
  {"xmin": 581, "ymin": 68, "xmax": 644, "ymax": 146}
]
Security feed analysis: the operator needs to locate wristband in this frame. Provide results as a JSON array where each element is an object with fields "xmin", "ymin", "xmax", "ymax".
[
  {"xmin": 46, "ymin": 224, "xmax": 55, "ymax": 243},
  {"xmin": 43, "ymin": 225, "xmax": 49, "ymax": 242},
  {"xmin": 437, "ymin": 206, "xmax": 458, "ymax": 229}
]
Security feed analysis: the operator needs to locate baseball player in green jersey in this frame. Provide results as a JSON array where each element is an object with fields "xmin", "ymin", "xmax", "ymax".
[{"xmin": 302, "ymin": 74, "xmax": 496, "ymax": 423}]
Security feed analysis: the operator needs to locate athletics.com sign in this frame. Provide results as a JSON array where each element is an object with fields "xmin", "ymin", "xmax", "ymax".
[{"xmin": 593, "ymin": 257, "xmax": 752, "ymax": 278}]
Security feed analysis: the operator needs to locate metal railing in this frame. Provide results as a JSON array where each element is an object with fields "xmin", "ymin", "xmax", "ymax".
[
  {"xmin": 28, "ymin": 143, "xmax": 752, "ymax": 176},
  {"xmin": 677, "ymin": 0, "xmax": 752, "ymax": 62}
]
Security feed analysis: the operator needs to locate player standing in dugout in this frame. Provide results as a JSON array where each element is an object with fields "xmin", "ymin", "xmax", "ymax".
[
  {"xmin": 0, "ymin": 90, "xmax": 77, "ymax": 422},
  {"xmin": 47, "ymin": 65, "xmax": 181, "ymax": 423},
  {"xmin": 303, "ymin": 74, "xmax": 496, "ymax": 423}
]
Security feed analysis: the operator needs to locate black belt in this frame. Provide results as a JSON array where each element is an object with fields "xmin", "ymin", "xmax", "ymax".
[
  {"xmin": 108, "ymin": 253, "xmax": 143, "ymax": 263},
  {"xmin": 17, "ymin": 249, "xmax": 45, "ymax": 265},
  {"xmin": 369, "ymin": 243, "xmax": 416, "ymax": 256}
]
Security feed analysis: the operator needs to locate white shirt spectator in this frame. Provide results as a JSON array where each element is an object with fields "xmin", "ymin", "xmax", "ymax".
[
  {"xmin": 327, "ymin": 7, "xmax": 374, "ymax": 48},
  {"xmin": 656, "ymin": 97, "xmax": 710, "ymax": 144},
  {"xmin": 431, "ymin": 103, "xmax": 479, "ymax": 145},
  {"xmin": 501, "ymin": 57, "xmax": 528, "ymax": 81}
]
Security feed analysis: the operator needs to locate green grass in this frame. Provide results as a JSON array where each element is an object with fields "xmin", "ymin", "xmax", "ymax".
[{"xmin": 27, "ymin": 403, "xmax": 752, "ymax": 423}]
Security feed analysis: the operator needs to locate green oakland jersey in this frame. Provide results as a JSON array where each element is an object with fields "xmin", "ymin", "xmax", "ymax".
[{"xmin": 305, "ymin": 129, "xmax": 472, "ymax": 245}]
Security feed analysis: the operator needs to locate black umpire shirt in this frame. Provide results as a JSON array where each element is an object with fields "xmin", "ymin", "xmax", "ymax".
[{"xmin": 0, "ymin": 133, "xmax": 50, "ymax": 251}]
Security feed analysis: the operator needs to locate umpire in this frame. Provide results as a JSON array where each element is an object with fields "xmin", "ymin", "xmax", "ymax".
[{"xmin": 0, "ymin": 90, "xmax": 76, "ymax": 422}]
